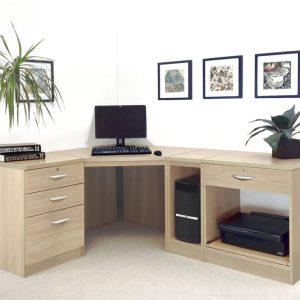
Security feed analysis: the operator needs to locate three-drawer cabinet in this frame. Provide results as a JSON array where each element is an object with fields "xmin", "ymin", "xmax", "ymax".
[{"xmin": 0, "ymin": 159, "xmax": 85, "ymax": 277}]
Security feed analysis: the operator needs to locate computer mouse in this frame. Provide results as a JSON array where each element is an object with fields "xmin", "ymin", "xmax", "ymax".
[{"xmin": 154, "ymin": 150, "xmax": 162, "ymax": 156}]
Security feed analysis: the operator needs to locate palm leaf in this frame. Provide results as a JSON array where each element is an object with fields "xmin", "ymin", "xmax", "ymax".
[
  {"xmin": 0, "ymin": 50, "xmax": 10, "ymax": 61},
  {"xmin": 0, "ymin": 24, "xmax": 62, "ymax": 128},
  {"xmin": 250, "ymin": 118, "xmax": 279, "ymax": 129},
  {"xmin": 25, "ymin": 71, "xmax": 50, "ymax": 124},
  {"xmin": 245, "ymin": 128, "xmax": 271, "ymax": 145},
  {"xmin": 264, "ymin": 133, "xmax": 283, "ymax": 151},
  {"xmin": 0, "ymin": 35, "xmax": 12, "ymax": 59},
  {"xmin": 16, "ymin": 79, "xmax": 29, "ymax": 123},
  {"xmin": 11, "ymin": 22, "xmax": 22, "ymax": 57},
  {"xmin": 22, "ymin": 40, "xmax": 44, "ymax": 61},
  {"xmin": 19, "ymin": 66, "xmax": 53, "ymax": 125},
  {"xmin": 7, "ymin": 73, "xmax": 16, "ymax": 127},
  {"xmin": 291, "ymin": 130, "xmax": 300, "ymax": 137},
  {"xmin": 281, "ymin": 128, "xmax": 293, "ymax": 139},
  {"xmin": 248, "ymin": 125, "xmax": 278, "ymax": 135},
  {"xmin": 283, "ymin": 105, "xmax": 295, "ymax": 120},
  {"xmin": 288, "ymin": 111, "xmax": 300, "ymax": 128},
  {"xmin": 271, "ymin": 115, "xmax": 290, "ymax": 129},
  {"xmin": 292, "ymin": 122, "xmax": 300, "ymax": 132}
]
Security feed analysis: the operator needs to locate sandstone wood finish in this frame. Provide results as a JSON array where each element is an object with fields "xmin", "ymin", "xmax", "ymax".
[{"xmin": 0, "ymin": 146, "xmax": 299, "ymax": 284}]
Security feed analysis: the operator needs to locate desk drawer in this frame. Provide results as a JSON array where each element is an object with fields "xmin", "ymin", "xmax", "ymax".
[
  {"xmin": 25, "ymin": 205, "xmax": 84, "ymax": 265},
  {"xmin": 26, "ymin": 184, "xmax": 84, "ymax": 217},
  {"xmin": 25, "ymin": 163, "xmax": 84, "ymax": 193},
  {"xmin": 202, "ymin": 164, "xmax": 289, "ymax": 194}
]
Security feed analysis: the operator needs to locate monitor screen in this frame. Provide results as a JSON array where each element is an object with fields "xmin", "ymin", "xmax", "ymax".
[{"xmin": 95, "ymin": 105, "xmax": 147, "ymax": 139}]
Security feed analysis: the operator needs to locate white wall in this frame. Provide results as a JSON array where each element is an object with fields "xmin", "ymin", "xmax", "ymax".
[
  {"xmin": 0, "ymin": 0, "xmax": 118, "ymax": 151},
  {"xmin": 1, "ymin": 0, "xmax": 299, "ymax": 152},
  {"xmin": 117, "ymin": 0, "xmax": 300, "ymax": 153}
]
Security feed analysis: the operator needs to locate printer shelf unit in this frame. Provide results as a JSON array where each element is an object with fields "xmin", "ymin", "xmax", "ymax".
[{"xmin": 201, "ymin": 163, "xmax": 300, "ymax": 284}]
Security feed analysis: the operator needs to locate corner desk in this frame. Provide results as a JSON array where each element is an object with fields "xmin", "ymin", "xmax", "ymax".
[{"xmin": 1, "ymin": 146, "xmax": 300, "ymax": 284}]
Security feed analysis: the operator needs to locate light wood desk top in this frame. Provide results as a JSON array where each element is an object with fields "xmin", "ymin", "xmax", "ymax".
[
  {"xmin": 202, "ymin": 150, "xmax": 300, "ymax": 171},
  {"xmin": 1, "ymin": 145, "xmax": 300, "ymax": 170},
  {"xmin": 56, "ymin": 146, "xmax": 199, "ymax": 167},
  {"xmin": 0, "ymin": 152, "xmax": 84, "ymax": 171},
  {"xmin": 0, "ymin": 146, "xmax": 196, "ymax": 170},
  {"xmin": 167, "ymin": 148, "xmax": 233, "ymax": 164},
  {"xmin": 58, "ymin": 145, "xmax": 197, "ymax": 159}
]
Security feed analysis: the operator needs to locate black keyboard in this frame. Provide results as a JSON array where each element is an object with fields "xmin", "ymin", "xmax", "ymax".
[{"xmin": 91, "ymin": 145, "xmax": 152, "ymax": 156}]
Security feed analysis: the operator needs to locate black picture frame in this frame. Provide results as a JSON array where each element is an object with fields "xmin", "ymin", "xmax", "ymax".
[
  {"xmin": 158, "ymin": 60, "xmax": 192, "ymax": 100},
  {"xmin": 255, "ymin": 50, "xmax": 300, "ymax": 98},
  {"xmin": 203, "ymin": 55, "xmax": 243, "ymax": 99},
  {"xmin": 18, "ymin": 59, "xmax": 54, "ymax": 102}
]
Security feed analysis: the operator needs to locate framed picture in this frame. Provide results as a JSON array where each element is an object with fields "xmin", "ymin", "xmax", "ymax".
[
  {"xmin": 158, "ymin": 60, "xmax": 192, "ymax": 100},
  {"xmin": 203, "ymin": 55, "xmax": 243, "ymax": 99},
  {"xmin": 255, "ymin": 50, "xmax": 300, "ymax": 98},
  {"xmin": 18, "ymin": 60, "xmax": 54, "ymax": 102}
]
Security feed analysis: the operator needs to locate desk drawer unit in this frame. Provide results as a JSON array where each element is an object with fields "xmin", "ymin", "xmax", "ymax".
[
  {"xmin": 25, "ymin": 163, "xmax": 84, "ymax": 193},
  {"xmin": 24, "ymin": 162, "xmax": 85, "ymax": 274},
  {"xmin": 202, "ymin": 164, "xmax": 289, "ymax": 194},
  {"xmin": 26, "ymin": 184, "xmax": 84, "ymax": 217},
  {"xmin": 25, "ymin": 205, "xmax": 84, "ymax": 265}
]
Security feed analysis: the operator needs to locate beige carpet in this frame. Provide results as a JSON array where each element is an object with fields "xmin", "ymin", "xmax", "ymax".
[{"xmin": 0, "ymin": 221, "xmax": 300, "ymax": 300}]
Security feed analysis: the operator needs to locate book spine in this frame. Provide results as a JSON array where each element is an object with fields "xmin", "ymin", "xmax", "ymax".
[
  {"xmin": 0, "ymin": 152, "xmax": 45, "ymax": 163},
  {"xmin": 0, "ymin": 145, "xmax": 41, "ymax": 154}
]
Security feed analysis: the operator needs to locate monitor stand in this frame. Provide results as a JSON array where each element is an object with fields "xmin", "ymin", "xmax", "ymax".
[{"xmin": 116, "ymin": 138, "xmax": 125, "ymax": 147}]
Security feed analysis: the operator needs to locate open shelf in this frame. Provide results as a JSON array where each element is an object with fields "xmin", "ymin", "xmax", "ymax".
[
  {"xmin": 207, "ymin": 238, "xmax": 289, "ymax": 267},
  {"xmin": 166, "ymin": 163, "xmax": 202, "ymax": 259},
  {"xmin": 204, "ymin": 186, "xmax": 290, "ymax": 266},
  {"xmin": 203, "ymin": 183, "xmax": 291, "ymax": 282}
]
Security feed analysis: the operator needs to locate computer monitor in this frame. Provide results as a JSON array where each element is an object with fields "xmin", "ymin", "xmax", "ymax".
[{"xmin": 95, "ymin": 105, "xmax": 147, "ymax": 146}]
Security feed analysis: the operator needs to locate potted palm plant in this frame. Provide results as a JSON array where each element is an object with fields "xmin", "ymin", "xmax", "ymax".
[
  {"xmin": 246, "ymin": 105, "xmax": 300, "ymax": 159},
  {"xmin": 0, "ymin": 23, "xmax": 62, "ymax": 128}
]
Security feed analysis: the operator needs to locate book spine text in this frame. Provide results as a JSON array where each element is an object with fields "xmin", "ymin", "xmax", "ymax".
[
  {"xmin": 0, "ymin": 145, "xmax": 41, "ymax": 154},
  {"xmin": 0, "ymin": 152, "xmax": 45, "ymax": 162}
]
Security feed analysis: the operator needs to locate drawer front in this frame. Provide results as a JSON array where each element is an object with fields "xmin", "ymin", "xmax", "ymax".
[
  {"xmin": 202, "ymin": 164, "xmax": 289, "ymax": 194},
  {"xmin": 25, "ymin": 205, "xmax": 84, "ymax": 265},
  {"xmin": 25, "ymin": 163, "xmax": 84, "ymax": 193},
  {"xmin": 26, "ymin": 184, "xmax": 84, "ymax": 217}
]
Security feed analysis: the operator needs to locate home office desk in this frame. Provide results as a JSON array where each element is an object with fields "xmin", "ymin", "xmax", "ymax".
[{"xmin": 1, "ymin": 146, "xmax": 300, "ymax": 284}]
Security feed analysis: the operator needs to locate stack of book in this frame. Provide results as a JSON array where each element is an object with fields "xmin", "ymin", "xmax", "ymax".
[{"xmin": 0, "ymin": 143, "xmax": 45, "ymax": 163}]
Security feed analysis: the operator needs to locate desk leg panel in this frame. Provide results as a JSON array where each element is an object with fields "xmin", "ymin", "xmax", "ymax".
[
  {"xmin": 290, "ymin": 169, "xmax": 300, "ymax": 284},
  {"xmin": 0, "ymin": 167, "xmax": 25, "ymax": 276},
  {"xmin": 123, "ymin": 166, "xmax": 165, "ymax": 229},
  {"xmin": 85, "ymin": 167, "xmax": 117, "ymax": 229}
]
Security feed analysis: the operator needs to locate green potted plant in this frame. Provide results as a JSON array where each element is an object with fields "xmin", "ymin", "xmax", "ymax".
[
  {"xmin": 246, "ymin": 105, "xmax": 300, "ymax": 159},
  {"xmin": 0, "ymin": 23, "xmax": 62, "ymax": 128}
]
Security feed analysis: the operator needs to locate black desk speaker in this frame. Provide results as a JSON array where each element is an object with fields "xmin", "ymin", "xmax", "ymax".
[{"xmin": 175, "ymin": 175, "xmax": 200, "ymax": 243}]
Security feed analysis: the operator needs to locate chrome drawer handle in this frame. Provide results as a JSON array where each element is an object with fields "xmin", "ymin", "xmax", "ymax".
[
  {"xmin": 48, "ymin": 174, "xmax": 66, "ymax": 180},
  {"xmin": 51, "ymin": 218, "xmax": 70, "ymax": 225},
  {"xmin": 232, "ymin": 175, "xmax": 255, "ymax": 181},
  {"xmin": 49, "ymin": 196, "xmax": 67, "ymax": 201}
]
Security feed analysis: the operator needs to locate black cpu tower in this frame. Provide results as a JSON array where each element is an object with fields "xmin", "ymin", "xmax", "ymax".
[{"xmin": 175, "ymin": 175, "xmax": 200, "ymax": 243}]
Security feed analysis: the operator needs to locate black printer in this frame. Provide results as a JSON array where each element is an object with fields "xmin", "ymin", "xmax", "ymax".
[{"xmin": 218, "ymin": 212, "xmax": 289, "ymax": 256}]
